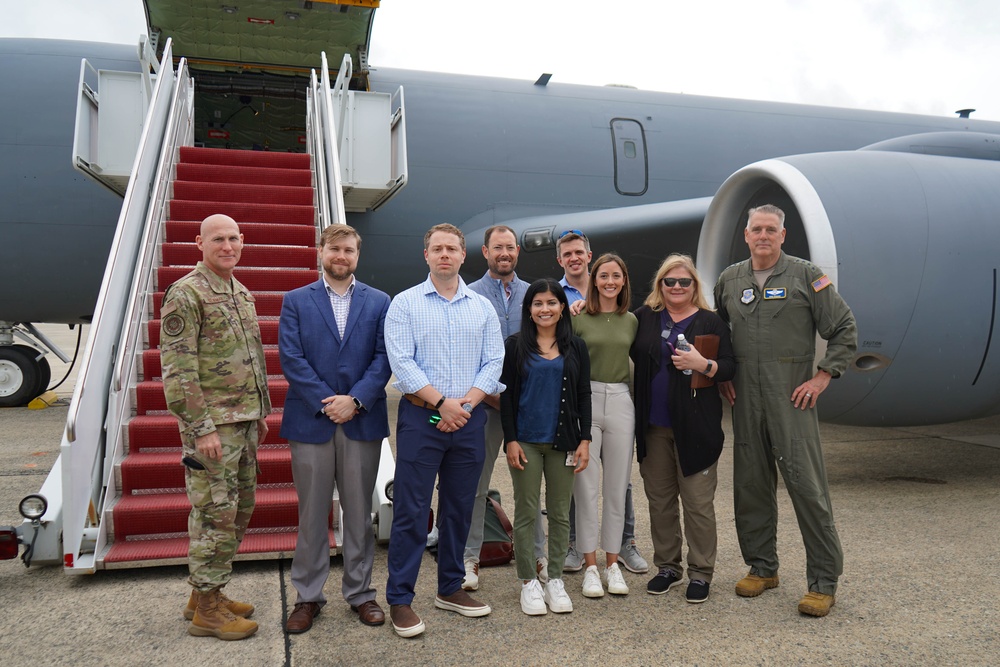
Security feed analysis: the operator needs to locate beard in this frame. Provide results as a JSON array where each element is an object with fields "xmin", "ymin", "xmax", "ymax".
[{"xmin": 324, "ymin": 262, "xmax": 354, "ymax": 281}]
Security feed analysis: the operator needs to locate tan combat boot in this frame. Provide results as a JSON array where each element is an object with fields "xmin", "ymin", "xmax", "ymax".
[
  {"xmin": 183, "ymin": 588, "xmax": 255, "ymax": 621},
  {"xmin": 188, "ymin": 588, "xmax": 259, "ymax": 640}
]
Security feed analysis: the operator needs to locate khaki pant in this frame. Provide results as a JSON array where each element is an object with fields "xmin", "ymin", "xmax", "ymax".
[{"xmin": 640, "ymin": 425, "xmax": 718, "ymax": 582}]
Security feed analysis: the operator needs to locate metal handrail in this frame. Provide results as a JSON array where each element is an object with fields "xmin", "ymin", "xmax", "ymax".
[
  {"xmin": 319, "ymin": 52, "xmax": 349, "ymax": 227},
  {"xmin": 66, "ymin": 39, "xmax": 176, "ymax": 442},
  {"xmin": 308, "ymin": 69, "xmax": 332, "ymax": 232},
  {"xmin": 112, "ymin": 57, "xmax": 192, "ymax": 393}
]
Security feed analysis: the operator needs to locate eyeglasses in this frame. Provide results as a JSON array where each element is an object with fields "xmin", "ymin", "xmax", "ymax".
[
  {"xmin": 662, "ymin": 277, "xmax": 693, "ymax": 288},
  {"xmin": 660, "ymin": 322, "xmax": 674, "ymax": 342},
  {"xmin": 558, "ymin": 229, "xmax": 587, "ymax": 239}
]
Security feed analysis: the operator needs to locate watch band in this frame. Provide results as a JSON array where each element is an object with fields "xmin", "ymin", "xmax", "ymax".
[
  {"xmin": 704, "ymin": 360, "xmax": 713, "ymax": 375},
  {"xmin": 434, "ymin": 395, "xmax": 446, "ymax": 409}
]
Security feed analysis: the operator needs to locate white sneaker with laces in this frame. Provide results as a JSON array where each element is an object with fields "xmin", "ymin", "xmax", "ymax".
[
  {"xmin": 520, "ymin": 579, "xmax": 547, "ymax": 615},
  {"xmin": 582, "ymin": 565, "xmax": 605, "ymax": 598},
  {"xmin": 536, "ymin": 557, "xmax": 549, "ymax": 584},
  {"xmin": 462, "ymin": 559, "xmax": 479, "ymax": 591},
  {"xmin": 604, "ymin": 562, "xmax": 630, "ymax": 595},
  {"xmin": 544, "ymin": 578, "xmax": 573, "ymax": 613}
]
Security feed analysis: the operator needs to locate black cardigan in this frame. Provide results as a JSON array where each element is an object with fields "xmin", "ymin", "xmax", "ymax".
[
  {"xmin": 500, "ymin": 334, "xmax": 592, "ymax": 452},
  {"xmin": 630, "ymin": 306, "xmax": 736, "ymax": 475}
]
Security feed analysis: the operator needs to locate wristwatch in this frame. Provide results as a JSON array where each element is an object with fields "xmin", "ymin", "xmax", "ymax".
[
  {"xmin": 352, "ymin": 396, "xmax": 364, "ymax": 411},
  {"xmin": 461, "ymin": 403, "xmax": 474, "ymax": 413},
  {"xmin": 704, "ymin": 361, "xmax": 713, "ymax": 375},
  {"xmin": 434, "ymin": 395, "xmax": 446, "ymax": 409}
]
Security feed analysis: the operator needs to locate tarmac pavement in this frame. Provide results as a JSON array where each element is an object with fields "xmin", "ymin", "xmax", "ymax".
[{"xmin": 1, "ymin": 325, "xmax": 998, "ymax": 665}]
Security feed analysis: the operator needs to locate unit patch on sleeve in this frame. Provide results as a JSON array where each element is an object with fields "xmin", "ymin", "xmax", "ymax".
[
  {"xmin": 763, "ymin": 288, "xmax": 786, "ymax": 299},
  {"xmin": 811, "ymin": 275, "xmax": 832, "ymax": 292},
  {"xmin": 162, "ymin": 313, "xmax": 186, "ymax": 337}
]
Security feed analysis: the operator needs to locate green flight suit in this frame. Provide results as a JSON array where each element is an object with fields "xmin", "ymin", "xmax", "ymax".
[
  {"xmin": 715, "ymin": 252, "xmax": 857, "ymax": 595},
  {"xmin": 161, "ymin": 262, "xmax": 271, "ymax": 591}
]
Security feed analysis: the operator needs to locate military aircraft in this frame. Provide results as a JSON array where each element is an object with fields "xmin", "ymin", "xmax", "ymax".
[{"xmin": 2, "ymin": 1, "xmax": 1000, "ymax": 571}]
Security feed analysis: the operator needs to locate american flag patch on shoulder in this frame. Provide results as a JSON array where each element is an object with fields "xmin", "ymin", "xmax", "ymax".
[{"xmin": 812, "ymin": 275, "xmax": 832, "ymax": 292}]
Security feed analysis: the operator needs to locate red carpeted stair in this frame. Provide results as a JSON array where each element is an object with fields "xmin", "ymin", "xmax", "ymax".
[{"xmin": 104, "ymin": 147, "xmax": 331, "ymax": 566}]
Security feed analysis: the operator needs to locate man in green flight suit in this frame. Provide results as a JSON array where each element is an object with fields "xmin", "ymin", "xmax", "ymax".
[
  {"xmin": 714, "ymin": 204, "xmax": 857, "ymax": 618},
  {"xmin": 161, "ymin": 213, "xmax": 271, "ymax": 639}
]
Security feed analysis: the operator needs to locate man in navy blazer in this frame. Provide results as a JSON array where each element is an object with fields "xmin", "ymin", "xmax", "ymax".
[{"xmin": 279, "ymin": 224, "xmax": 392, "ymax": 634}]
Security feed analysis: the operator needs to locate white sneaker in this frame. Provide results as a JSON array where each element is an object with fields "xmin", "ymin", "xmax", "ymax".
[
  {"xmin": 582, "ymin": 565, "xmax": 605, "ymax": 598},
  {"xmin": 520, "ymin": 579, "xmax": 547, "ymax": 615},
  {"xmin": 462, "ymin": 559, "xmax": 479, "ymax": 591},
  {"xmin": 604, "ymin": 562, "xmax": 630, "ymax": 595},
  {"xmin": 544, "ymin": 578, "xmax": 573, "ymax": 613},
  {"xmin": 536, "ymin": 557, "xmax": 549, "ymax": 584}
]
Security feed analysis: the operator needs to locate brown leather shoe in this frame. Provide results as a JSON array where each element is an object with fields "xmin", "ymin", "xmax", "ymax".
[
  {"xmin": 285, "ymin": 602, "xmax": 322, "ymax": 634},
  {"xmin": 389, "ymin": 604, "xmax": 425, "ymax": 638},
  {"xmin": 735, "ymin": 572, "xmax": 780, "ymax": 597},
  {"xmin": 351, "ymin": 600, "xmax": 386, "ymax": 626},
  {"xmin": 434, "ymin": 589, "xmax": 492, "ymax": 617}
]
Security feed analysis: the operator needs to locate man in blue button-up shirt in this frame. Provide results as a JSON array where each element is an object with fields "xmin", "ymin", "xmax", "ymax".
[
  {"xmin": 384, "ymin": 223, "xmax": 505, "ymax": 638},
  {"xmin": 463, "ymin": 225, "xmax": 546, "ymax": 592}
]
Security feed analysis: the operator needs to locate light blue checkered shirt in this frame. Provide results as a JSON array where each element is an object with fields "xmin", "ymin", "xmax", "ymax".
[
  {"xmin": 386, "ymin": 275, "xmax": 505, "ymax": 398},
  {"xmin": 324, "ymin": 276, "xmax": 355, "ymax": 339}
]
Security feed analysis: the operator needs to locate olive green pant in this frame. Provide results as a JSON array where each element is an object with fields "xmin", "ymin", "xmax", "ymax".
[
  {"xmin": 509, "ymin": 442, "xmax": 575, "ymax": 582},
  {"xmin": 184, "ymin": 421, "xmax": 258, "ymax": 591}
]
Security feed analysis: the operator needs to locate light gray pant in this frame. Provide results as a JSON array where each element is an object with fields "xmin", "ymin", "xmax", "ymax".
[
  {"xmin": 290, "ymin": 427, "xmax": 381, "ymax": 607},
  {"xmin": 465, "ymin": 407, "xmax": 545, "ymax": 563},
  {"xmin": 573, "ymin": 382, "xmax": 635, "ymax": 555}
]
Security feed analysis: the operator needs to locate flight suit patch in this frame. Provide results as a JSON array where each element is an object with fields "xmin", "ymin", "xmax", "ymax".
[
  {"xmin": 763, "ymin": 288, "xmax": 786, "ymax": 299},
  {"xmin": 741, "ymin": 288, "xmax": 755, "ymax": 304},
  {"xmin": 812, "ymin": 275, "xmax": 832, "ymax": 292},
  {"xmin": 162, "ymin": 313, "xmax": 185, "ymax": 337}
]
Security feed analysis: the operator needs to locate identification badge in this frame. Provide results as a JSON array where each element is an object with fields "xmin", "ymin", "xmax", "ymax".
[
  {"xmin": 741, "ymin": 288, "xmax": 755, "ymax": 304},
  {"xmin": 566, "ymin": 452, "xmax": 576, "ymax": 467},
  {"xmin": 763, "ymin": 288, "xmax": 787, "ymax": 299}
]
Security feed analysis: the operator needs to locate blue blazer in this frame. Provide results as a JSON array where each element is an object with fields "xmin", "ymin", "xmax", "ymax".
[{"xmin": 278, "ymin": 278, "xmax": 392, "ymax": 444}]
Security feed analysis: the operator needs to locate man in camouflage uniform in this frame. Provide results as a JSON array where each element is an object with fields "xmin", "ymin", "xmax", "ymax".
[
  {"xmin": 160, "ymin": 213, "xmax": 271, "ymax": 640},
  {"xmin": 714, "ymin": 204, "xmax": 857, "ymax": 618}
]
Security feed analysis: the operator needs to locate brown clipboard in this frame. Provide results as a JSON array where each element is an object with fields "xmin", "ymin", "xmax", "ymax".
[{"xmin": 690, "ymin": 334, "xmax": 720, "ymax": 389}]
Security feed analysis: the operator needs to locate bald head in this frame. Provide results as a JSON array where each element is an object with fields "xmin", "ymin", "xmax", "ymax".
[{"xmin": 196, "ymin": 214, "xmax": 244, "ymax": 279}]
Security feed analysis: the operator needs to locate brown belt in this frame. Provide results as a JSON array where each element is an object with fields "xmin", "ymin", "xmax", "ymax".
[{"xmin": 402, "ymin": 393, "xmax": 438, "ymax": 410}]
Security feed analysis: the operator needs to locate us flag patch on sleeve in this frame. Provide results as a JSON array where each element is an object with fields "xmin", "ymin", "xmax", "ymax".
[{"xmin": 812, "ymin": 275, "xmax": 832, "ymax": 292}]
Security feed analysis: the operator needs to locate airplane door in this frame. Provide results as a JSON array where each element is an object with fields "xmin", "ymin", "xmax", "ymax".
[{"xmin": 611, "ymin": 118, "xmax": 648, "ymax": 196}]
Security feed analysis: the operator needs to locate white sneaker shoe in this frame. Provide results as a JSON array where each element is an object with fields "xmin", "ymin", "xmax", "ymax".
[
  {"xmin": 582, "ymin": 565, "xmax": 605, "ymax": 598},
  {"xmin": 520, "ymin": 579, "xmax": 547, "ymax": 615},
  {"xmin": 604, "ymin": 562, "xmax": 630, "ymax": 595},
  {"xmin": 462, "ymin": 559, "xmax": 479, "ymax": 591},
  {"xmin": 536, "ymin": 557, "xmax": 549, "ymax": 584},
  {"xmin": 544, "ymin": 578, "xmax": 573, "ymax": 613}
]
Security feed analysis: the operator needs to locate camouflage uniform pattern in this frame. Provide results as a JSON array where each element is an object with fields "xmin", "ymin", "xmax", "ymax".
[{"xmin": 160, "ymin": 262, "xmax": 271, "ymax": 590}]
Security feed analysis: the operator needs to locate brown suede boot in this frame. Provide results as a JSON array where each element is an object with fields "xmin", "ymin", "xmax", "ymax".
[
  {"xmin": 188, "ymin": 588, "xmax": 259, "ymax": 640},
  {"xmin": 183, "ymin": 589, "xmax": 255, "ymax": 621}
]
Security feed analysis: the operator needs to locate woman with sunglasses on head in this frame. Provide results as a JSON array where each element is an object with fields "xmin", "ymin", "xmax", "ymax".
[
  {"xmin": 630, "ymin": 253, "xmax": 735, "ymax": 603},
  {"xmin": 501, "ymin": 279, "xmax": 591, "ymax": 615},
  {"xmin": 570, "ymin": 253, "xmax": 638, "ymax": 598}
]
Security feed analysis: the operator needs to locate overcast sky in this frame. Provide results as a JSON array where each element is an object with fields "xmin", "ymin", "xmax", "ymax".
[{"xmin": 4, "ymin": 0, "xmax": 999, "ymax": 120}]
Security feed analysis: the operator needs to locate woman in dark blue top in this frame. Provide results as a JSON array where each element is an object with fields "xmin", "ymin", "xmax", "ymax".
[{"xmin": 500, "ymin": 279, "xmax": 591, "ymax": 616}]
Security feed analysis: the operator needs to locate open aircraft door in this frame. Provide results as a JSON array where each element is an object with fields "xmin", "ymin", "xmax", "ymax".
[{"xmin": 72, "ymin": 37, "xmax": 160, "ymax": 195}]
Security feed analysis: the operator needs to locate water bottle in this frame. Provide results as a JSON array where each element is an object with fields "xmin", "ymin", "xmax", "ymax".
[{"xmin": 676, "ymin": 334, "xmax": 693, "ymax": 375}]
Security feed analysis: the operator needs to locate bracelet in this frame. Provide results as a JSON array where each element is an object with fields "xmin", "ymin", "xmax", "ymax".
[{"xmin": 434, "ymin": 395, "xmax": 445, "ymax": 409}]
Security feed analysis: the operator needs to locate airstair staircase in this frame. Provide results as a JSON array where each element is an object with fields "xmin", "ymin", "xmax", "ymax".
[
  {"xmin": 105, "ymin": 147, "xmax": 320, "ymax": 566},
  {"xmin": 20, "ymin": 43, "xmax": 406, "ymax": 572}
]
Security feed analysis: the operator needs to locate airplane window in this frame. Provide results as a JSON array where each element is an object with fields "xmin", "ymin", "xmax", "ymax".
[{"xmin": 625, "ymin": 141, "xmax": 636, "ymax": 159}]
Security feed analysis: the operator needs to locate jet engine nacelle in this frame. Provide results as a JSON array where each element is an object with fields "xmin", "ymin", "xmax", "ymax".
[{"xmin": 698, "ymin": 140, "xmax": 1000, "ymax": 426}]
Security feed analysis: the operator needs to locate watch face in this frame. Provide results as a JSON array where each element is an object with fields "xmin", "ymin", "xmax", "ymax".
[{"xmin": 461, "ymin": 403, "xmax": 473, "ymax": 413}]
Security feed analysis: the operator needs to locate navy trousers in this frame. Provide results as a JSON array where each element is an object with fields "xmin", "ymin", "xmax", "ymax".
[{"xmin": 386, "ymin": 400, "xmax": 486, "ymax": 605}]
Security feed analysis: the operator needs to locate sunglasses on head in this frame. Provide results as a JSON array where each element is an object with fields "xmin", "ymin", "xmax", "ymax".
[
  {"xmin": 558, "ymin": 229, "xmax": 587, "ymax": 239},
  {"xmin": 662, "ymin": 277, "xmax": 693, "ymax": 287}
]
